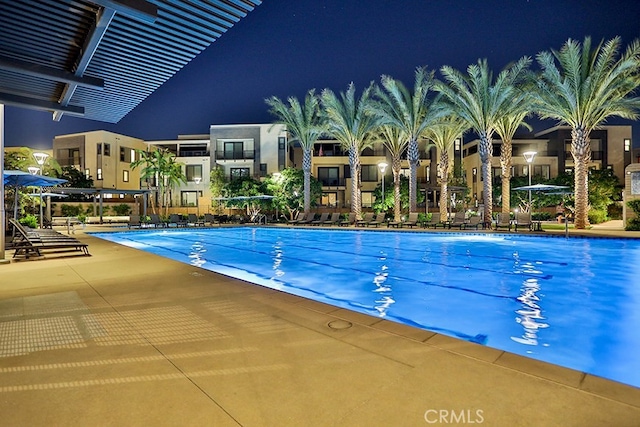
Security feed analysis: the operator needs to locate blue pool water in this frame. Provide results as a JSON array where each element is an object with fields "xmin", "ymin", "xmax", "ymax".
[{"xmin": 92, "ymin": 227, "xmax": 640, "ymax": 388}]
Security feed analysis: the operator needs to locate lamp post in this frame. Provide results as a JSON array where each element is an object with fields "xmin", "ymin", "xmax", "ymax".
[
  {"xmin": 378, "ymin": 161, "xmax": 388, "ymax": 207},
  {"xmin": 522, "ymin": 151, "xmax": 537, "ymax": 212}
]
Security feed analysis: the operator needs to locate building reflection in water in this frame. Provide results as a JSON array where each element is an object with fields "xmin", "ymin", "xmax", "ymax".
[
  {"xmin": 189, "ymin": 241, "xmax": 207, "ymax": 267},
  {"xmin": 511, "ymin": 276, "xmax": 549, "ymax": 348},
  {"xmin": 271, "ymin": 238, "xmax": 284, "ymax": 278},
  {"xmin": 373, "ymin": 250, "xmax": 395, "ymax": 317}
]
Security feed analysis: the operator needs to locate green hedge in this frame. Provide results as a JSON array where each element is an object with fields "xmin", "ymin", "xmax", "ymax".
[{"xmin": 626, "ymin": 200, "xmax": 640, "ymax": 231}]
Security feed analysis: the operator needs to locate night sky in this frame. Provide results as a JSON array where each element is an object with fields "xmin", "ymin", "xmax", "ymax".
[{"xmin": 5, "ymin": 0, "xmax": 640, "ymax": 149}]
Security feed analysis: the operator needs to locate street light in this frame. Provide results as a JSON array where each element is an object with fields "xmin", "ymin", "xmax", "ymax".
[
  {"xmin": 522, "ymin": 151, "xmax": 537, "ymax": 211},
  {"xmin": 378, "ymin": 162, "xmax": 388, "ymax": 205},
  {"xmin": 32, "ymin": 152, "xmax": 49, "ymax": 228}
]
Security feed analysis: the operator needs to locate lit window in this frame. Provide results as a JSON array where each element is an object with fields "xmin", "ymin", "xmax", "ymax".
[
  {"xmin": 123, "ymin": 170, "xmax": 129, "ymax": 182},
  {"xmin": 84, "ymin": 169, "xmax": 90, "ymax": 179},
  {"xmin": 624, "ymin": 139, "xmax": 631, "ymax": 152},
  {"xmin": 131, "ymin": 149, "xmax": 136, "ymax": 161},
  {"xmin": 97, "ymin": 168, "xmax": 103, "ymax": 180}
]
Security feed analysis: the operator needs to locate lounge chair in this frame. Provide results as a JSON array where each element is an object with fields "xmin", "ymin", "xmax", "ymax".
[
  {"xmin": 388, "ymin": 212, "xmax": 419, "ymax": 228},
  {"xmin": 203, "ymin": 213, "xmax": 218, "ymax": 226},
  {"xmin": 339, "ymin": 213, "xmax": 356, "ymax": 226},
  {"xmin": 324, "ymin": 212, "xmax": 342, "ymax": 226},
  {"xmin": 356, "ymin": 212, "xmax": 375, "ymax": 227},
  {"xmin": 494, "ymin": 213, "xmax": 512, "ymax": 231},
  {"xmin": 311, "ymin": 212, "xmax": 330, "ymax": 225},
  {"xmin": 514, "ymin": 212, "xmax": 533, "ymax": 232},
  {"xmin": 448, "ymin": 212, "xmax": 467, "ymax": 229},
  {"xmin": 128, "ymin": 215, "xmax": 142, "ymax": 229},
  {"xmin": 366, "ymin": 212, "xmax": 386, "ymax": 227},
  {"xmin": 296, "ymin": 212, "xmax": 316, "ymax": 225},
  {"xmin": 169, "ymin": 214, "xmax": 187, "ymax": 227},
  {"xmin": 9, "ymin": 219, "xmax": 89, "ymax": 258},
  {"xmin": 187, "ymin": 213, "xmax": 205, "ymax": 227},
  {"xmin": 287, "ymin": 212, "xmax": 306, "ymax": 225},
  {"xmin": 423, "ymin": 214, "xmax": 442, "ymax": 228},
  {"xmin": 147, "ymin": 214, "xmax": 166, "ymax": 228},
  {"xmin": 461, "ymin": 215, "xmax": 483, "ymax": 230}
]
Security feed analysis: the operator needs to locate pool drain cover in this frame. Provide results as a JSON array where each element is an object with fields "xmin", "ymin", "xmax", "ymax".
[{"xmin": 328, "ymin": 320, "xmax": 352, "ymax": 330}]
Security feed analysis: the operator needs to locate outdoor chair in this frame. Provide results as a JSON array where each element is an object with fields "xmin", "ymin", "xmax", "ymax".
[
  {"xmin": 366, "ymin": 212, "xmax": 386, "ymax": 227},
  {"xmin": 128, "ymin": 215, "xmax": 142, "ymax": 229},
  {"xmin": 448, "ymin": 212, "xmax": 467, "ymax": 229},
  {"xmin": 203, "ymin": 213, "xmax": 218, "ymax": 226},
  {"xmin": 514, "ymin": 212, "xmax": 533, "ymax": 231},
  {"xmin": 339, "ymin": 213, "xmax": 356, "ymax": 226},
  {"xmin": 287, "ymin": 212, "xmax": 305, "ymax": 225},
  {"xmin": 311, "ymin": 212, "xmax": 330, "ymax": 225},
  {"xmin": 169, "ymin": 214, "xmax": 187, "ymax": 227},
  {"xmin": 296, "ymin": 212, "xmax": 316, "ymax": 225},
  {"xmin": 324, "ymin": 212, "xmax": 342, "ymax": 226},
  {"xmin": 461, "ymin": 215, "xmax": 483, "ymax": 230},
  {"xmin": 355, "ymin": 212, "xmax": 375, "ymax": 227},
  {"xmin": 187, "ymin": 213, "xmax": 205, "ymax": 227},
  {"xmin": 9, "ymin": 219, "xmax": 90, "ymax": 259},
  {"xmin": 389, "ymin": 212, "xmax": 419, "ymax": 228},
  {"xmin": 148, "ymin": 214, "xmax": 166, "ymax": 228},
  {"xmin": 494, "ymin": 213, "xmax": 513, "ymax": 231},
  {"xmin": 422, "ymin": 215, "xmax": 442, "ymax": 228}
]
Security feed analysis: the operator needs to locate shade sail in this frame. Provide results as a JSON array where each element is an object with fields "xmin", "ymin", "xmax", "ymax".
[{"xmin": 513, "ymin": 184, "xmax": 570, "ymax": 192}]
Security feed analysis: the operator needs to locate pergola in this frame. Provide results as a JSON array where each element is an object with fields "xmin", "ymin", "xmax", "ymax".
[{"xmin": 0, "ymin": 0, "xmax": 263, "ymax": 260}]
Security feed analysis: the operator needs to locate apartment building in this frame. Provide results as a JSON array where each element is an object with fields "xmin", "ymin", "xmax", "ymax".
[{"xmin": 462, "ymin": 125, "xmax": 633, "ymax": 203}]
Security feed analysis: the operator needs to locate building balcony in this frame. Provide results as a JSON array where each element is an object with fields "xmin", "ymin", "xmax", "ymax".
[{"xmin": 215, "ymin": 150, "xmax": 255, "ymax": 161}]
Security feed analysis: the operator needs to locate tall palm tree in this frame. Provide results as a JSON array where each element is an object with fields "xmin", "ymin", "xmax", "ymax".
[
  {"xmin": 131, "ymin": 148, "xmax": 186, "ymax": 216},
  {"xmin": 368, "ymin": 67, "xmax": 442, "ymax": 212},
  {"xmin": 533, "ymin": 36, "xmax": 640, "ymax": 229},
  {"xmin": 494, "ymin": 111, "xmax": 532, "ymax": 214},
  {"xmin": 376, "ymin": 125, "xmax": 409, "ymax": 222},
  {"xmin": 435, "ymin": 57, "xmax": 531, "ymax": 222},
  {"xmin": 423, "ymin": 116, "xmax": 469, "ymax": 222},
  {"xmin": 321, "ymin": 82, "xmax": 379, "ymax": 219},
  {"xmin": 265, "ymin": 90, "xmax": 325, "ymax": 215}
]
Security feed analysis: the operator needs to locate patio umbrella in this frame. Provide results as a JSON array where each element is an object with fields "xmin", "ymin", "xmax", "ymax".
[
  {"xmin": 3, "ymin": 170, "xmax": 67, "ymax": 220},
  {"xmin": 512, "ymin": 183, "xmax": 570, "ymax": 192}
]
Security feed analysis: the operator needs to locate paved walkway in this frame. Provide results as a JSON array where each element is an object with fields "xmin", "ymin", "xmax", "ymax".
[{"xmin": 0, "ymin": 224, "xmax": 639, "ymax": 426}]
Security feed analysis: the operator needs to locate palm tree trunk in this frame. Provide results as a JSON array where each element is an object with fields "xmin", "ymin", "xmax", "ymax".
[
  {"xmin": 407, "ymin": 138, "xmax": 420, "ymax": 212},
  {"xmin": 349, "ymin": 146, "xmax": 362, "ymax": 220},
  {"xmin": 572, "ymin": 127, "xmax": 591, "ymax": 229},
  {"xmin": 478, "ymin": 132, "xmax": 493, "ymax": 222},
  {"xmin": 392, "ymin": 155, "xmax": 402, "ymax": 222},
  {"xmin": 302, "ymin": 149, "xmax": 312, "ymax": 214},
  {"xmin": 438, "ymin": 149, "xmax": 450, "ymax": 222},
  {"xmin": 500, "ymin": 139, "xmax": 512, "ymax": 215}
]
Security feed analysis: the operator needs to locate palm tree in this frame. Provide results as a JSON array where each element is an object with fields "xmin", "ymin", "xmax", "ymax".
[
  {"xmin": 435, "ymin": 57, "xmax": 531, "ymax": 222},
  {"xmin": 423, "ymin": 116, "xmax": 469, "ymax": 222},
  {"xmin": 533, "ymin": 36, "xmax": 640, "ymax": 229},
  {"xmin": 265, "ymin": 90, "xmax": 325, "ymax": 215},
  {"xmin": 321, "ymin": 82, "xmax": 379, "ymax": 219},
  {"xmin": 131, "ymin": 148, "xmax": 186, "ymax": 216},
  {"xmin": 376, "ymin": 125, "xmax": 409, "ymax": 222},
  {"xmin": 494, "ymin": 111, "xmax": 532, "ymax": 214},
  {"xmin": 368, "ymin": 67, "xmax": 442, "ymax": 212}
]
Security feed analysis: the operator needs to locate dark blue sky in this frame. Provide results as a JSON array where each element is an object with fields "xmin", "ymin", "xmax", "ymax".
[{"xmin": 5, "ymin": 0, "xmax": 640, "ymax": 149}]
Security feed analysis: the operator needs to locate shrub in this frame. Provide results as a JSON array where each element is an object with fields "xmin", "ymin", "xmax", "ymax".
[
  {"xmin": 60, "ymin": 204, "xmax": 83, "ymax": 217},
  {"xmin": 532, "ymin": 212, "xmax": 553, "ymax": 221},
  {"xmin": 625, "ymin": 200, "xmax": 640, "ymax": 231},
  {"xmin": 112, "ymin": 203, "xmax": 132, "ymax": 215},
  {"xmin": 588, "ymin": 208, "xmax": 608, "ymax": 224},
  {"xmin": 19, "ymin": 214, "xmax": 38, "ymax": 228}
]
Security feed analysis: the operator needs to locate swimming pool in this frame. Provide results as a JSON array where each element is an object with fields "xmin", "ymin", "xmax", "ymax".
[{"xmin": 93, "ymin": 227, "xmax": 640, "ymax": 388}]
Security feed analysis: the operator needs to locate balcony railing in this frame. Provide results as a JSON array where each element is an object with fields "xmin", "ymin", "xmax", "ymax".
[
  {"xmin": 57, "ymin": 157, "xmax": 82, "ymax": 167},
  {"xmin": 215, "ymin": 150, "xmax": 255, "ymax": 160},
  {"xmin": 319, "ymin": 178, "xmax": 346, "ymax": 187}
]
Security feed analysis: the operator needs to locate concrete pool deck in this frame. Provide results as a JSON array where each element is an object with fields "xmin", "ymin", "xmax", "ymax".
[{"xmin": 1, "ymin": 222, "xmax": 639, "ymax": 426}]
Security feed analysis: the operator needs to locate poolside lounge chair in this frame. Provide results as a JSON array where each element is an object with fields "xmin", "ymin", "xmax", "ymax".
[
  {"xmin": 514, "ymin": 212, "xmax": 533, "ymax": 232},
  {"xmin": 169, "ymin": 214, "xmax": 187, "ymax": 228},
  {"xmin": 287, "ymin": 212, "xmax": 305, "ymax": 225},
  {"xmin": 311, "ymin": 212, "xmax": 330, "ymax": 225},
  {"xmin": 187, "ymin": 213, "xmax": 205, "ymax": 227},
  {"xmin": 461, "ymin": 215, "xmax": 483, "ymax": 230},
  {"xmin": 147, "ymin": 214, "xmax": 166, "ymax": 228},
  {"xmin": 128, "ymin": 215, "xmax": 142, "ymax": 229},
  {"xmin": 296, "ymin": 212, "xmax": 317, "ymax": 225},
  {"xmin": 203, "ymin": 213, "xmax": 218, "ymax": 226},
  {"xmin": 366, "ymin": 212, "xmax": 386, "ymax": 227},
  {"xmin": 9, "ymin": 219, "xmax": 89, "ymax": 258},
  {"xmin": 324, "ymin": 212, "xmax": 342, "ymax": 226},
  {"xmin": 494, "ymin": 213, "xmax": 512, "ymax": 231},
  {"xmin": 356, "ymin": 212, "xmax": 375, "ymax": 227},
  {"xmin": 422, "ymin": 214, "xmax": 442, "ymax": 228},
  {"xmin": 448, "ymin": 212, "xmax": 467, "ymax": 229},
  {"xmin": 339, "ymin": 213, "xmax": 356, "ymax": 226},
  {"xmin": 389, "ymin": 212, "xmax": 419, "ymax": 228}
]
